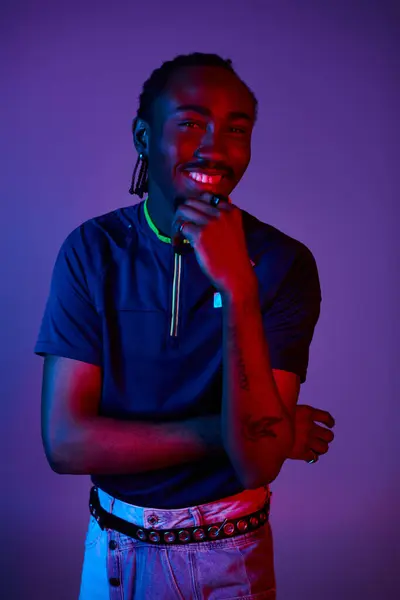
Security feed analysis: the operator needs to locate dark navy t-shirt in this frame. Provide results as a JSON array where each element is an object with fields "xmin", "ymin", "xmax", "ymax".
[{"xmin": 34, "ymin": 200, "xmax": 321, "ymax": 508}]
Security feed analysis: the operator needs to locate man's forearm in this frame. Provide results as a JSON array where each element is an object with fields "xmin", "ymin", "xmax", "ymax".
[
  {"xmin": 222, "ymin": 284, "xmax": 294, "ymax": 489},
  {"xmin": 46, "ymin": 414, "xmax": 224, "ymax": 475}
]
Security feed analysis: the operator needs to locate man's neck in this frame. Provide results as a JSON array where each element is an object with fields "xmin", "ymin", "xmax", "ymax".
[{"xmin": 146, "ymin": 184, "xmax": 175, "ymax": 239}]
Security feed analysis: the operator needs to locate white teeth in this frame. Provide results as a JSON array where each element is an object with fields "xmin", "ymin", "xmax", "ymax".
[{"xmin": 188, "ymin": 172, "xmax": 222, "ymax": 185}]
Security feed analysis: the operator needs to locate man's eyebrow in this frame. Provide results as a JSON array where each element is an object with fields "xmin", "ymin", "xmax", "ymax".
[
  {"xmin": 174, "ymin": 105, "xmax": 253, "ymax": 121},
  {"xmin": 228, "ymin": 111, "xmax": 253, "ymax": 122}
]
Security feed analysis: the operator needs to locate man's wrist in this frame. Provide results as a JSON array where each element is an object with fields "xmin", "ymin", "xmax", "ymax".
[
  {"xmin": 221, "ymin": 274, "xmax": 259, "ymax": 308},
  {"xmin": 221, "ymin": 282, "xmax": 260, "ymax": 312}
]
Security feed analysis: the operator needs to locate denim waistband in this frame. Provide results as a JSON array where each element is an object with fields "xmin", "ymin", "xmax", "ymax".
[{"xmin": 97, "ymin": 484, "xmax": 271, "ymax": 531}]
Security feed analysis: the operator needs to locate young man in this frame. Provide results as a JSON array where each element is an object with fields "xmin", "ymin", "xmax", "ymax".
[{"xmin": 35, "ymin": 53, "xmax": 335, "ymax": 599}]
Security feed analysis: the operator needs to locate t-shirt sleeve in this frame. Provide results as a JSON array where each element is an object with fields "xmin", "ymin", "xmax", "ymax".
[
  {"xmin": 263, "ymin": 245, "xmax": 321, "ymax": 384},
  {"xmin": 34, "ymin": 228, "xmax": 102, "ymax": 365}
]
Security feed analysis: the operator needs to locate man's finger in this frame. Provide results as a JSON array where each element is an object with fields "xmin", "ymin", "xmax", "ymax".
[
  {"xmin": 196, "ymin": 192, "xmax": 214, "ymax": 204},
  {"xmin": 197, "ymin": 192, "xmax": 229, "ymax": 203},
  {"xmin": 184, "ymin": 199, "xmax": 222, "ymax": 217},
  {"xmin": 306, "ymin": 448, "xmax": 320, "ymax": 462},
  {"xmin": 311, "ymin": 424, "xmax": 335, "ymax": 443},
  {"xmin": 178, "ymin": 221, "xmax": 201, "ymax": 246},
  {"xmin": 309, "ymin": 440, "xmax": 329, "ymax": 455},
  {"xmin": 174, "ymin": 204, "xmax": 214, "ymax": 227},
  {"xmin": 311, "ymin": 409, "xmax": 335, "ymax": 428},
  {"xmin": 193, "ymin": 193, "xmax": 232, "ymax": 210}
]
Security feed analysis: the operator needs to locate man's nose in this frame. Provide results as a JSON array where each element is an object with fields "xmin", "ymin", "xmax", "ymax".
[{"xmin": 194, "ymin": 129, "xmax": 227, "ymax": 162}]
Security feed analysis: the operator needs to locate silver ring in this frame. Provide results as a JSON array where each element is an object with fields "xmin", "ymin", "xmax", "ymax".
[
  {"xmin": 307, "ymin": 450, "xmax": 319, "ymax": 464},
  {"xmin": 210, "ymin": 195, "xmax": 221, "ymax": 207}
]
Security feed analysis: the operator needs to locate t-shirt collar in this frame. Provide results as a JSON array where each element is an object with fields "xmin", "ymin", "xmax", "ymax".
[{"xmin": 143, "ymin": 197, "xmax": 190, "ymax": 247}]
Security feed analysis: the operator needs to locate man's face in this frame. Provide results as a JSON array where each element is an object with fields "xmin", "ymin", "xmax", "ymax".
[{"xmin": 146, "ymin": 66, "xmax": 255, "ymax": 208}]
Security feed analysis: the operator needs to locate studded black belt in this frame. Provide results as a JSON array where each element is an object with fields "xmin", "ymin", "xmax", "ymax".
[{"xmin": 89, "ymin": 486, "xmax": 270, "ymax": 545}]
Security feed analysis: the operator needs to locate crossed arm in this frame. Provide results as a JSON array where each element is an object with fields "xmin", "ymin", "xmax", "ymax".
[{"xmin": 42, "ymin": 353, "xmax": 333, "ymax": 481}]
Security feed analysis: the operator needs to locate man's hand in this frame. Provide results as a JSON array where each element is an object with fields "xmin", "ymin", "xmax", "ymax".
[
  {"xmin": 289, "ymin": 404, "xmax": 335, "ymax": 462},
  {"xmin": 172, "ymin": 193, "xmax": 256, "ymax": 297}
]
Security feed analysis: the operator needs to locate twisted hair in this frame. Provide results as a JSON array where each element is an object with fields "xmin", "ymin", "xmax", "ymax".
[{"xmin": 129, "ymin": 52, "xmax": 258, "ymax": 197}]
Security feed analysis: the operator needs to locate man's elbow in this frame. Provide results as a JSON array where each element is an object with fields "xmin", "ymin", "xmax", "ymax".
[
  {"xmin": 48, "ymin": 457, "xmax": 68, "ymax": 474},
  {"xmin": 43, "ymin": 441, "xmax": 70, "ymax": 474},
  {"xmin": 42, "ymin": 431, "xmax": 84, "ymax": 475},
  {"xmin": 45, "ymin": 450, "xmax": 86, "ymax": 474},
  {"xmin": 240, "ymin": 459, "xmax": 287, "ymax": 490},
  {"xmin": 241, "ymin": 472, "xmax": 277, "ymax": 490}
]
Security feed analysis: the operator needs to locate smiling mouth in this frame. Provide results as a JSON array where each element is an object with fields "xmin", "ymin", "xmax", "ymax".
[{"xmin": 184, "ymin": 171, "xmax": 225, "ymax": 186}]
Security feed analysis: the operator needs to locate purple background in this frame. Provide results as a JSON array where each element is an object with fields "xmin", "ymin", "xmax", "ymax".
[{"xmin": 1, "ymin": 1, "xmax": 398, "ymax": 598}]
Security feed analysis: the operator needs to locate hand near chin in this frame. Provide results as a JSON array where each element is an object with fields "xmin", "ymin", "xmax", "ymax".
[{"xmin": 172, "ymin": 193, "xmax": 257, "ymax": 298}]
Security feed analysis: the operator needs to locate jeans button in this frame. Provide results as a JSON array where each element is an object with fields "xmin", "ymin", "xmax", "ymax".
[
  {"xmin": 148, "ymin": 515, "xmax": 158, "ymax": 526},
  {"xmin": 109, "ymin": 540, "xmax": 118, "ymax": 550},
  {"xmin": 109, "ymin": 577, "xmax": 120, "ymax": 587}
]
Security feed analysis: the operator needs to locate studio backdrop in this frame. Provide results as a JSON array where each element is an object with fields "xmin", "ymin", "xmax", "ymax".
[{"xmin": 1, "ymin": 1, "xmax": 398, "ymax": 598}]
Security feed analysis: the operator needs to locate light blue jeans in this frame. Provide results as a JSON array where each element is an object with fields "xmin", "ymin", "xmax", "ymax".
[{"xmin": 79, "ymin": 485, "xmax": 276, "ymax": 599}]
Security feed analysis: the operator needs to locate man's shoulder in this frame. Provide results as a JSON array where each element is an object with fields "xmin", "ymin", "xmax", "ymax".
[
  {"xmin": 241, "ymin": 208, "xmax": 315, "ymax": 266},
  {"xmin": 242, "ymin": 209, "xmax": 321, "ymax": 310},
  {"xmin": 58, "ymin": 203, "xmax": 141, "ymax": 273},
  {"xmin": 68, "ymin": 204, "xmax": 139, "ymax": 245}
]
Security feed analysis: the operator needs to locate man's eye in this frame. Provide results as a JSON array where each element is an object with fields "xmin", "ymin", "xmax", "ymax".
[
  {"xmin": 230, "ymin": 127, "xmax": 246, "ymax": 134},
  {"xmin": 180, "ymin": 121, "xmax": 201, "ymax": 129}
]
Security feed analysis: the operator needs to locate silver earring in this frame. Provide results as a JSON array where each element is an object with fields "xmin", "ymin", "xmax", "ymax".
[{"xmin": 139, "ymin": 153, "xmax": 144, "ymax": 160}]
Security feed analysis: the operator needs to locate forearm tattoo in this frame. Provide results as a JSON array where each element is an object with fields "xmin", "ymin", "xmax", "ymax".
[
  {"xmin": 240, "ymin": 414, "xmax": 283, "ymax": 441},
  {"xmin": 228, "ymin": 323, "xmax": 250, "ymax": 391}
]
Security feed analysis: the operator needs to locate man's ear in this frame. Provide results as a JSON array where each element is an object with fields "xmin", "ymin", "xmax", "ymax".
[{"xmin": 132, "ymin": 117, "xmax": 149, "ymax": 156}]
